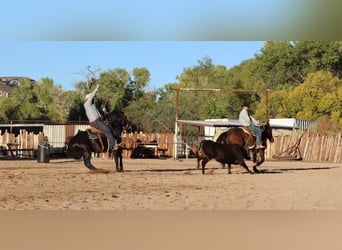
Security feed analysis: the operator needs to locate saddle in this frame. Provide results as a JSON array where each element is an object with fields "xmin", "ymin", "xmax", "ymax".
[
  {"xmin": 240, "ymin": 126, "xmax": 256, "ymax": 136},
  {"xmin": 239, "ymin": 126, "xmax": 256, "ymax": 149},
  {"xmin": 87, "ymin": 127, "xmax": 106, "ymax": 152}
]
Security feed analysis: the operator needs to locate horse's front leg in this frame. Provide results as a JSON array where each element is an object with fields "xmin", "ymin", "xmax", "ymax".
[
  {"xmin": 256, "ymin": 148, "xmax": 265, "ymax": 167},
  {"xmin": 113, "ymin": 149, "xmax": 123, "ymax": 172},
  {"xmin": 251, "ymin": 149, "xmax": 260, "ymax": 173}
]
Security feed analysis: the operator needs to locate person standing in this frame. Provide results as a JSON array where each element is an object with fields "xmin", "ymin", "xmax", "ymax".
[
  {"xmin": 238, "ymin": 103, "xmax": 264, "ymax": 149},
  {"xmin": 84, "ymin": 85, "xmax": 116, "ymax": 152}
]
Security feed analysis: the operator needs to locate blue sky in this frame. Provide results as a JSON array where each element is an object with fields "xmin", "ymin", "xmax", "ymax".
[
  {"xmin": 1, "ymin": 1, "xmax": 335, "ymax": 91},
  {"xmin": 0, "ymin": 0, "xmax": 306, "ymax": 40},
  {"xmin": 1, "ymin": 41, "xmax": 265, "ymax": 91}
]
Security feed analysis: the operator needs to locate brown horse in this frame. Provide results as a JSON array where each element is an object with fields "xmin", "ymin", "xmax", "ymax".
[{"xmin": 216, "ymin": 123, "xmax": 274, "ymax": 173}]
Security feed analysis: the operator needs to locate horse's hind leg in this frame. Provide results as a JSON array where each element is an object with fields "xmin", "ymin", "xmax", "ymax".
[{"xmin": 83, "ymin": 151, "xmax": 97, "ymax": 170}]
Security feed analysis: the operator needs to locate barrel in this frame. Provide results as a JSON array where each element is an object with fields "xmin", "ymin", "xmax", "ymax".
[{"xmin": 37, "ymin": 143, "xmax": 50, "ymax": 163}]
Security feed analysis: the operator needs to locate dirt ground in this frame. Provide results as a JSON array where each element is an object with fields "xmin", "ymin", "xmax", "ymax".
[{"xmin": 0, "ymin": 156, "xmax": 341, "ymax": 210}]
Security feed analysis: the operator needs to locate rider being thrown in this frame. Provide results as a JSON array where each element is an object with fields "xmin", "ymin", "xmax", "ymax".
[
  {"xmin": 238, "ymin": 103, "xmax": 265, "ymax": 149},
  {"xmin": 83, "ymin": 84, "xmax": 116, "ymax": 152}
]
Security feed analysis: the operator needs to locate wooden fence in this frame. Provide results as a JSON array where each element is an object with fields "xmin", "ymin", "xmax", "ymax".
[
  {"xmin": 0, "ymin": 130, "xmax": 45, "ymax": 158},
  {"xmin": 0, "ymin": 129, "xmax": 175, "ymax": 159},
  {"xmin": 121, "ymin": 132, "xmax": 174, "ymax": 158},
  {"xmin": 0, "ymin": 129, "xmax": 341, "ymax": 163},
  {"xmin": 267, "ymin": 131, "xmax": 342, "ymax": 164}
]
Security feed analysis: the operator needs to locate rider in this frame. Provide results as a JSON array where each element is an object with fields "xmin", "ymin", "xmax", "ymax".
[
  {"xmin": 238, "ymin": 103, "xmax": 264, "ymax": 149},
  {"xmin": 84, "ymin": 84, "xmax": 116, "ymax": 152}
]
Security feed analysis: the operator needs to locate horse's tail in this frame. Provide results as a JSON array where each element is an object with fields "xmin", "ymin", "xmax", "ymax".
[{"xmin": 215, "ymin": 131, "xmax": 227, "ymax": 144}]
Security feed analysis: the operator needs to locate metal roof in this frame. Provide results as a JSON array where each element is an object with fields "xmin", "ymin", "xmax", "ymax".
[
  {"xmin": 177, "ymin": 119, "xmax": 241, "ymax": 127},
  {"xmin": 177, "ymin": 118, "xmax": 314, "ymax": 130}
]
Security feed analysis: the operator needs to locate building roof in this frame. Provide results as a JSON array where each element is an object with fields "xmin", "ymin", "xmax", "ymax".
[{"xmin": 177, "ymin": 118, "xmax": 313, "ymax": 130}]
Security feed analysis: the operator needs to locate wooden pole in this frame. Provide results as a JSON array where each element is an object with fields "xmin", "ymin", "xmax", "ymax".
[{"xmin": 175, "ymin": 88, "xmax": 180, "ymax": 122}]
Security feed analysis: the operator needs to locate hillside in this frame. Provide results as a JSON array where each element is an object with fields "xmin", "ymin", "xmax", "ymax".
[{"xmin": 0, "ymin": 77, "xmax": 36, "ymax": 97}]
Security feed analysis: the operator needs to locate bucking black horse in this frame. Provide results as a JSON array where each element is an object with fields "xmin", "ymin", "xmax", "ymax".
[{"xmin": 66, "ymin": 109, "xmax": 128, "ymax": 171}]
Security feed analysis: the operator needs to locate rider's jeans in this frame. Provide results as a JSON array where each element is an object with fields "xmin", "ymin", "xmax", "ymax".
[
  {"xmin": 249, "ymin": 124, "xmax": 262, "ymax": 146},
  {"xmin": 94, "ymin": 120, "xmax": 115, "ymax": 148}
]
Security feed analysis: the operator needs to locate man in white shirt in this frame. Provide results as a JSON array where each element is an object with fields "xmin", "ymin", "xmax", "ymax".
[
  {"xmin": 84, "ymin": 85, "xmax": 116, "ymax": 152},
  {"xmin": 238, "ymin": 104, "xmax": 264, "ymax": 149}
]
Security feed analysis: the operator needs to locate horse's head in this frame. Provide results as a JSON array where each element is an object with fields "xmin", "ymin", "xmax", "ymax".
[
  {"xmin": 261, "ymin": 122, "xmax": 274, "ymax": 143},
  {"xmin": 104, "ymin": 109, "xmax": 129, "ymax": 141}
]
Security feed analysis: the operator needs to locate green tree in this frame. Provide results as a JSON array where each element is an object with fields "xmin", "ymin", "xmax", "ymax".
[
  {"xmin": 294, "ymin": 41, "xmax": 342, "ymax": 79},
  {"xmin": 33, "ymin": 78, "xmax": 68, "ymax": 122},
  {"xmin": 0, "ymin": 96, "xmax": 15, "ymax": 121},
  {"xmin": 176, "ymin": 57, "xmax": 231, "ymax": 120},
  {"xmin": 293, "ymin": 71, "xmax": 342, "ymax": 123},
  {"xmin": 5, "ymin": 79, "xmax": 39, "ymax": 121},
  {"xmin": 258, "ymin": 71, "xmax": 342, "ymax": 125}
]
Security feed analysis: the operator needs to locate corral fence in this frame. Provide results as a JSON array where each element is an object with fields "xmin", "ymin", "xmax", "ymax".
[
  {"xmin": 0, "ymin": 126, "xmax": 341, "ymax": 163},
  {"xmin": 0, "ymin": 126, "xmax": 176, "ymax": 159},
  {"xmin": 267, "ymin": 131, "xmax": 342, "ymax": 164}
]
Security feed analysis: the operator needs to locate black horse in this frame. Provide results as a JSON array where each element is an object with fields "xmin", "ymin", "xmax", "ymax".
[
  {"xmin": 216, "ymin": 123, "xmax": 274, "ymax": 173},
  {"xmin": 66, "ymin": 109, "xmax": 128, "ymax": 171}
]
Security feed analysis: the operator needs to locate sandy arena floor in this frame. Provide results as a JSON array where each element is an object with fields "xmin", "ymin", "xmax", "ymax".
[{"xmin": 0, "ymin": 157, "xmax": 341, "ymax": 210}]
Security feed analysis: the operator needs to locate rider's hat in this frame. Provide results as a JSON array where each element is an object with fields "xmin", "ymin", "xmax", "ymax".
[{"xmin": 242, "ymin": 103, "xmax": 249, "ymax": 108}]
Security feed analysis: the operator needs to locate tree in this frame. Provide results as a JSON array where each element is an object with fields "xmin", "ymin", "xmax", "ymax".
[
  {"xmin": 257, "ymin": 71, "xmax": 342, "ymax": 125},
  {"xmin": 176, "ymin": 57, "xmax": 232, "ymax": 120},
  {"xmin": 33, "ymin": 78, "xmax": 68, "ymax": 122},
  {"xmin": 3, "ymin": 79, "xmax": 39, "ymax": 121},
  {"xmin": 294, "ymin": 41, "xmax": 342, "ymax": 79}
]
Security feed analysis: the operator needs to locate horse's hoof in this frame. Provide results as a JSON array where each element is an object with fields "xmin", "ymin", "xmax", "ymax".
[{"xmin": 253, "ymin": 168, "xmax": 260, "ymax": 173}]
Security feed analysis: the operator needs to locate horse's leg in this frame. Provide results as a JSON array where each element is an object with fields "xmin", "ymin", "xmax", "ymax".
[
  {"xmin": 114, "ymin": 149, "xmax": 123, "ymax": 172},
  {"xmin": 251, "ymin": 149, "xmax": 260, "ymax": 173},
  {"xmin": 83, "ymin": 150, "xmax": 97, "ymax": 170},
  {"xmin": 118, "ymin": 150, "xmax": 123, "ymax": 171},
  {"xmin": 113, "ymin": 149, "xmax": 123, "ymax": 172},
  {"xmin": 227, "ymin": 164, "xmax": 231, "ymax": 174},
  {"xmin": 240, "ymin": 161, "xmax": 253, "ymax": 174},
  {"xmin": 70, "ymin": 143, "xmax": 97, "ymax": 170},
  {"xmin": 256, "ymin": 148, "xmax": 265, "ymax": 166},
  {"xmin": 243, "ymin": 148, "xmax": 251, "ymax": 160},
  {"xmin": 201, "ymin": 158, "xmax": 209, "ymax": 174}
]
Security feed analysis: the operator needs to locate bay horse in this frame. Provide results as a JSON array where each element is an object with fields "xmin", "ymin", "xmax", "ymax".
[
  {"xmin": 66, "ymin": 109, "xmax": 128, "ymax": 172},
  {"xmin": 216, "ymin": 123, "xmax": 274, "ymax": 173}
]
